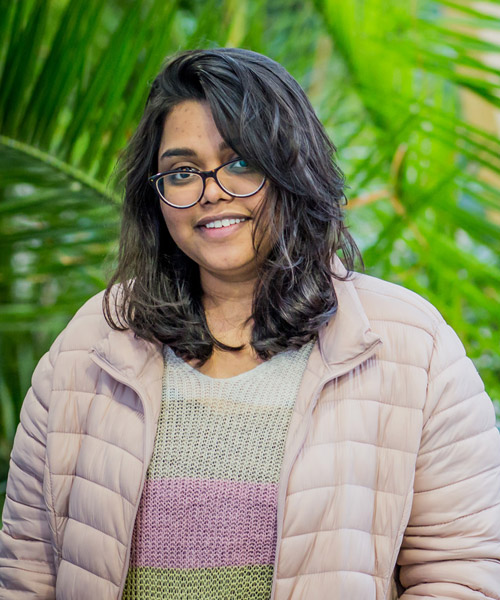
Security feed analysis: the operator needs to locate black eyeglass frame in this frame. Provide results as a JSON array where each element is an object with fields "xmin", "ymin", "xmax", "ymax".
[{"xmin": 148, "ymin": 158, "xmax": 266, "ymax": 209}]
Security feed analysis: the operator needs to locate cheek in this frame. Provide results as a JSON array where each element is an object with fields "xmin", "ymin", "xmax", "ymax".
[{"xmin": 160, "ymin": 204, "xmax": 186, "ymax": 244}]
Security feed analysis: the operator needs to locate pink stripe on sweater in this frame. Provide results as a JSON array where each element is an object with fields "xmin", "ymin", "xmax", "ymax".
[{"xmin": 129, "ymin": 478, "xmax": 278, "ymax": 569}]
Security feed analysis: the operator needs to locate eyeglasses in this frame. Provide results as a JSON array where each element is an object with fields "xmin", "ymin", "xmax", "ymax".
[{"xmin": 148, "ymin": 158, "xmax": 266, "ymax": 209}]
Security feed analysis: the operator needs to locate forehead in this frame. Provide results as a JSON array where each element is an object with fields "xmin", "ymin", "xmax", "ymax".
[{"xmin": 160, "ymin": 101, "xmax": 221, "ymax": 147}]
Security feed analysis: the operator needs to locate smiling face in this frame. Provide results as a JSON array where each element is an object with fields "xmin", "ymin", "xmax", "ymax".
[{"xmin": 157, "ymin": 100, "xmax": 269, "ymax": 285}]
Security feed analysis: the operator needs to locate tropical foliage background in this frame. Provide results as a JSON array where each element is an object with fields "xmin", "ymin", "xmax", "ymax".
[{"xmin": 1, "ymin": 0, "xmax": 499, "ymax": 514}]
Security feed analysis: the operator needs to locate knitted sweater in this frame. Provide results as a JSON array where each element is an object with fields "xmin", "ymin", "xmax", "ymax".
[{"xmin": 122, "ymin": 342, "xmax": 314, "ymax": 599}]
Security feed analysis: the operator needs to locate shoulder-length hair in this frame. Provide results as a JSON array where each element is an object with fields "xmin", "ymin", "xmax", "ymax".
[{"xmin": 104, "ymin": 47, "xmax": 361, "ymax": 363}]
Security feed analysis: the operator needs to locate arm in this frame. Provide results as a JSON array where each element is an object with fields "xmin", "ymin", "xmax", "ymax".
[
  {"xmin": 0, "ymin": 345, "xmax": 59, "ymax": 598},
  {"xmin": 398, "ymin": 322, "xmax": 500, "ymax": 599}
]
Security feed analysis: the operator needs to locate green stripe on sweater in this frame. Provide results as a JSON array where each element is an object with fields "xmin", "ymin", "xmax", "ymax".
[{"xmin": 122, "ymin": 564, "xmax": 274, "ymax": 599}]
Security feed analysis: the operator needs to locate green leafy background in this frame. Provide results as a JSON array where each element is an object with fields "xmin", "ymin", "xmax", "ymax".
[{"xmin": 1, "ymin": 0, "xmax": 499, "ymax": 512}]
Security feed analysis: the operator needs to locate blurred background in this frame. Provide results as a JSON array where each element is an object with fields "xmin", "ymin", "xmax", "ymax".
[{"xmin": 0, "ymin": 0, "xmax": 499, "ymax": 513}]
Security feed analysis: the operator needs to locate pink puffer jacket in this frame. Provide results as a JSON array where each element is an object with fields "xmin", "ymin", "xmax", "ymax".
[{"xmin": 1, "ymin": 271, "xmax": 500, "ymax": 599}]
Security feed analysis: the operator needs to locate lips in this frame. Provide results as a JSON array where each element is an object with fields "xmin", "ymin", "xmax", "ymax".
[
  {"xmin": 203, "ymin": 217, "xmax": 249, "ymax": 230},
  {"xmin": 195, "ymin": 214, "xmax": 250, "ymax": 228}
]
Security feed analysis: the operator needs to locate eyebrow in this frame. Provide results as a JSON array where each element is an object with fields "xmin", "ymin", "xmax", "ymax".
[{"xmin": 159, "ymin": 141, "xmax": 231, "ymax": 162}]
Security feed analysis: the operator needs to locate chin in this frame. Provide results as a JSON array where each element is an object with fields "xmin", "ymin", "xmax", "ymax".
[{"xmin": 201, "ymin": 261, "xmax": 258, "ymax": 280}]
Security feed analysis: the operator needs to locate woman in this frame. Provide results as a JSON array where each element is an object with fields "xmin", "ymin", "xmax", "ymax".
[{"xmin": 1, "ymin": 48, "xmax": 499, "ymax": 599}]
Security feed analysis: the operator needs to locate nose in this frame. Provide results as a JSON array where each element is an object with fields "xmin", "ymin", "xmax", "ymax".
[{"xmin": 199, "ymin": 174, "xmax": 232, "ymax": 205}]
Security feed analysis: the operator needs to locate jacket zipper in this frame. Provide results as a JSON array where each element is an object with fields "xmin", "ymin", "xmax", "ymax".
[
  {"xmin": 269, "ymin": 340, "xmax": 381, "ymax": 600},
  {"xmin": 89, "ymin": 350, "xmax": 155, "ymax": 599}
]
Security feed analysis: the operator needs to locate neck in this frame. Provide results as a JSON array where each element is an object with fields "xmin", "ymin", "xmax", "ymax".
[{"xmin": 200, "ymin": 270, "xmax": 257, "ymax": 348}]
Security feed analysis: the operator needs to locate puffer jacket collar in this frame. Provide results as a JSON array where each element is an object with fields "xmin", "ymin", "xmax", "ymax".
[
  {"xmin": 91, "ymin": 328, "xmax": 163, "ymax": 387},
  {"xmin": 90, "ymin": 261, "xmax": 381, "ymax": 388},
  {"xmin": 319, "ymin": 271, "xmax": 381, "ymax": 371}
]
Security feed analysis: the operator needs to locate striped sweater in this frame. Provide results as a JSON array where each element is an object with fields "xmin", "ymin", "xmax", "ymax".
[{"xmin": 122, "ymin": 342, "xmax": 313, "ymax": 599}]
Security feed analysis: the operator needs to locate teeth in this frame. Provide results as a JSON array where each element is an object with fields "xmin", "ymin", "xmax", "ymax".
[{"xmin": 203, "ymin": 217, "xmax": 246, "ymax": 229}]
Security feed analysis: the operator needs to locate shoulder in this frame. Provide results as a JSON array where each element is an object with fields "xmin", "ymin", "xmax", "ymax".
[
  {"xmin": 54, "ymin": 289, "xmax": 112, "ymax": 354},
  {"xmin": 350, "ymin": 271, "xmax": 444, "ymax": 338},
  {"xmin": 45, "ymin": 287, "xmax": 127, "ymax": 367},
  {"xmin": 339, "ymin": 272, "xmax": 454, "ymax": 376},
  {"xmin": 26, "ymin": 289, "xmax": 116, "ymax": 415},
  {"xmin": 342, "ymin": 273, "xmax": 495, "ymax": 428}
]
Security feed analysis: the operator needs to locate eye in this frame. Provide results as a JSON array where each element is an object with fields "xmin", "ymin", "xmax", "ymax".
[
  {"xmin": 172, "ymin": 166, "xmax": 198, "ymax": 177},
  {"xmin": 172, "ymin": 172, "xmax": 195, "ymax": 181},
  {"xmin": 164, "ymin": 167, "xmax": 199, "ymax": 186},
  {"xmin": 228, "ymin": 159, "xmax": 254, "ymax": 173}
]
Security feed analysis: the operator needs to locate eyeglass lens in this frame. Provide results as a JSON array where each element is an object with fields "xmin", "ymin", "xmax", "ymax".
[{"xmin": 156, "ymin": 161, "xmax": 264, "ymax": 207}]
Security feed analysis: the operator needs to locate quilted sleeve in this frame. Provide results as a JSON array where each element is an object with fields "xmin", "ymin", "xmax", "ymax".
[
  {"xmin": 0, "ymin": 343, "xmax": 59, "ymax": 598},
  {"xmin": 398, "ymin": 322, "xmax": 500, "ymax": 599}
]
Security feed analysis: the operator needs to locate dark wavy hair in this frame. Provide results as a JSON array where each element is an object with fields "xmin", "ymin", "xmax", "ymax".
[{"xmin": 104, "ymin": 47, "xmax": 361, "ymax": 362}]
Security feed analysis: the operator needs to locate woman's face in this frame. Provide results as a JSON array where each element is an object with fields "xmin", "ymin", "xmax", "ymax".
[{"xmin": 157, "ymin": 100, "xmax": 268, "ymax": 284}]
